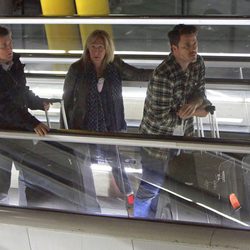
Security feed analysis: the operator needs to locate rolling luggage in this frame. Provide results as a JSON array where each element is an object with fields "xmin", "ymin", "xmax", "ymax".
[
  {"xmin": 194, "ymin": 105, "xmax": 241, "ymax": 202},
  {"xmin": 171, "ymin": 105, "xmax": 239, "ymax": 201},
  {"xmin": 156, "ymin": 105, "xmax": 244, "ymax": 224}
]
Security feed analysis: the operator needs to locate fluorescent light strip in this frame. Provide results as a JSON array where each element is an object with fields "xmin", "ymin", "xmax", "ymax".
[
  {"xmin": 68, "ymin": 50, "xmax": 83, "ymax": 54},
  {"xmin": 21, "ymin": 57, "xmax": 161, "ymax": 66},
  {"xmin": 21, "ymin": 57, "xmax": 76, "ymax": 63},
  {"xmin": 24, "ymin": 70, "xmax": 67, "ymax": 75},
  {"xmin": 201, "ymin": 52, "xmax": 250, "ymax": 57},
  {"xmin": 217, "ymin": 118, "xmax": 243, "ymax": 123},
  {"xmin": 68, "ymin": 50, "xmax": 169, "ymax": 55},
  {"xmin": 27, "ymin": 77, "xmax": 63, "ymax": 85},
  {"xmin": 116, "ymin": 51, "xmax": 169, "ymax": 56},
  {"xmin": 90, "ymin": 163, "xmax": 142, "ymax": 174},
  {"xmin": 14, "ymin": 49, "xmax": 66, "ymax": 54},
  {"xmin": 197, "ymin": 202, "xmax": 249, "ymax": 227},
  {"xmin": 1, "ymin": 17, "xmax": 250, "ymax": 25},
  {"xmin": 15, "ymin": 49, "xmax": 250, "ymax": 58}
]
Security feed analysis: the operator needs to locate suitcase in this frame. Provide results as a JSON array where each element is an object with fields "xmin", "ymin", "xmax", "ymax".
[
  {"xmin": 157, "ymin": 151, "xmax": 243, "ymax": 225},
  {"xmin": 145, "ymin": 105, "xmax": 247, "ymax": 225},
  {"xmin": 163, "ymin": 105, "xmax": 244, "ymax": 224},
  {"xmin": 194, "ymin": 105, "xmax": 241, "ymax": 203},
  {"xmin": 189, "ymin": 105, "xmax": 239, "ymax": 200}
]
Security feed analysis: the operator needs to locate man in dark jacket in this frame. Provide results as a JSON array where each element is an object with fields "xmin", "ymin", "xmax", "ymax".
[
  {"xmin": 0, "ymin": 25, "xmax": 50, "ymax": 203},
  {"xmin": 0, "ymin": 26, "xmax": 49, "ymax": 135}
]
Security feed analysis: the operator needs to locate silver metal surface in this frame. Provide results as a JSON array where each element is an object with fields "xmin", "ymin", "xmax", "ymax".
[{"xmin": 0, "ymin": 131, "xmax": 249, "ymax": 154}]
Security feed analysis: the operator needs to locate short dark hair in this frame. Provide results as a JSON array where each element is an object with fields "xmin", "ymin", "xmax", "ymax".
[
  {"xmin": 0, "ymin": 26, "xmax": 10, "ymax": 37},
  {"xmin": 168, "ymin": 24, "xmax": 197, "ymax": 47}
]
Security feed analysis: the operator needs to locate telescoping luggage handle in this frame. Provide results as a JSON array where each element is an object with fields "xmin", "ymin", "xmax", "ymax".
[
  {"xmin": 45, "ymin": 98, "xmax": 69, "ymax": 129},
  {"xmin": 195, "ymin": 105, "xmax": 220, "ymax": 138}
]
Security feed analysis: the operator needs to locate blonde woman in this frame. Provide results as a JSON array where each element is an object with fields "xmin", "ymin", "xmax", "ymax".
[
  {"xmin": 62, "ymin": 29, "xmax": 151, "ymax": 131},
  {"xmin": 62, "ymin": 30, "xmax": 152, "ymax": 208}
]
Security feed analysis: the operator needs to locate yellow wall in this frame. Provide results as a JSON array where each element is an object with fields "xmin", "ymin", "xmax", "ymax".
[
  {"xmin": 75, "ymin": 0, "xmax": 113, "ymax": 48},
  {"xmin": 40, "ymin": 0, "xmax": 81, "ymax": 51}
]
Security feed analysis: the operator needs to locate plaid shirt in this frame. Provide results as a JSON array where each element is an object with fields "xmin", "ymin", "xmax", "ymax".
[{"xmin": 139, "ymin": 53, "xmax": 209, "ymax": 159}]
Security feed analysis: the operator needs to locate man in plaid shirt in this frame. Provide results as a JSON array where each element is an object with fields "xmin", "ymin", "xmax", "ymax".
[
  {"xmin": 140, "ymin": 24, "xmax": 210, "ymax": 138},
  {"xmin": 134, "ymin": 24, "xmax": 211, "ymax": 218}
]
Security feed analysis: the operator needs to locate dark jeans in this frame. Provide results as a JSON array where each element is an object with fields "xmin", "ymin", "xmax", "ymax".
[{"xmin": 134, "ymin": 148, "xmax": 168, "ymax": 219}]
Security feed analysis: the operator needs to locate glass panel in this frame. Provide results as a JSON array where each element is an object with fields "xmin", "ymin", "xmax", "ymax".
[
  {"xmin": 110, "ymin": 0, "xmax": 182, "ymax": 15},
  {"xmin": 0, "ymin": 138, "xmax": 129, "ymax": 215},
  {"xmin": 11, "ymin": 24, "xmax": 250, "ymax": 55},
  {"xmin": 0, "ymin": 132, "xmax": 249, "ymax": 230},
  {"xmin": 9, "ymin": 23, "xmax": 250, "ymax": 82},
  {"xmin": 133, "ymin": 148, "xmax": 250, "ymax": 229}
]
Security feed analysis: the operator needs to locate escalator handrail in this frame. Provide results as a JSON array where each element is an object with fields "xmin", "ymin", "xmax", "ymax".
[{"xmin": 0, "ymin": 129, "xmax": 250, "ymax": 154}]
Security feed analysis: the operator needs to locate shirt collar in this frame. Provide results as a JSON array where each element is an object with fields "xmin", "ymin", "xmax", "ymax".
[{"xmin": 0, "ymin": 61, "xmax": 13, "ymax": 71}]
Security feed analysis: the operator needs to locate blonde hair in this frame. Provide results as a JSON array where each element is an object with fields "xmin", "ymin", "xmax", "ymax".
[{"xmin": 82, "ymin": 30, "xmax": 115, "ymax": 70}]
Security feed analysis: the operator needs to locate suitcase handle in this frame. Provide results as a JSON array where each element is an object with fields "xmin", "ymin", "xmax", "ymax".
[
  {"xmin": 205, "ymin": 105, "xmax": 216, "ymax": 114},
  {"xmin": 45, "ymin": 99, "xmax": 69, "ymax": 129},
  {"xmin": 196, "ymin": 105, "xmax": 220, "ymax": 138}
]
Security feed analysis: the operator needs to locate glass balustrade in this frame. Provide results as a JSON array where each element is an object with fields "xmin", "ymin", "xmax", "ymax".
[{"xmin": 0, "ymin": 130, "xmax": 249, "ymax": 230}]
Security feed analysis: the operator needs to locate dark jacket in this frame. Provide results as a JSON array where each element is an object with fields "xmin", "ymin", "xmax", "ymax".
[
  {"xmin": 0, "ymin": 53, "xmax": 45, "ymax": 131},
  {"xmin": 61, "ymin": 56, "xmax": 152, "ymax": 130}
]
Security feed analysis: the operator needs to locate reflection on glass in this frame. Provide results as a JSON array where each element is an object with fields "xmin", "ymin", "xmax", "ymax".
[
  {"xmin": 0, "ymin": 134, "xmax": 250, "ymax": 230},
  {"xmin": 7, "ymin": 23, "xmax": 250, "ymax": 55}
]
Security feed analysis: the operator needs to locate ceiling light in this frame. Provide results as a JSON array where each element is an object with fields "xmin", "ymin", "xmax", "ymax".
[{"xmin": 1, "ymin": 17, "xmax": 250, "ymax": 25}]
